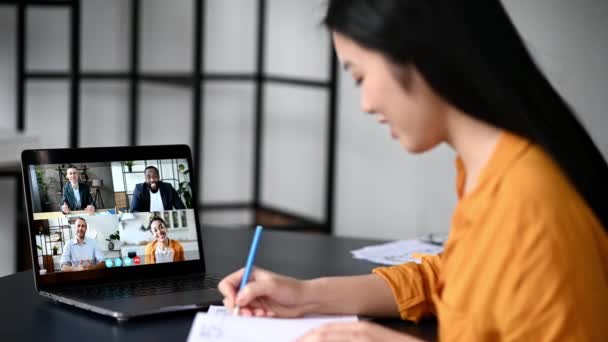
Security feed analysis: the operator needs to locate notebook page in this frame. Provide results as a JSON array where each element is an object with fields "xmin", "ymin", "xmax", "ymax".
[{"xmin": 187, "ymin": 312, "xmax": 358, "ymax": 342}]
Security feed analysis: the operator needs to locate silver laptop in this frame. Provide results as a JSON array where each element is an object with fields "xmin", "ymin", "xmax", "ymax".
[{"xmin": 21, "ymin": 145, "xmax": 223, "ymax": 321}]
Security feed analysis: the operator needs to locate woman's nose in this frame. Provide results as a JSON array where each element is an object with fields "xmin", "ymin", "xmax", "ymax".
[{"xmin": 360, "ymin": 92, "xmax": 375, "ymax": 115}]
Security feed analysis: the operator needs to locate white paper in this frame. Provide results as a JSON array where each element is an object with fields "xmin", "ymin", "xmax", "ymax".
[
  {"xmin": 187, "ymin": 311, "xmax": 357, "ymax": 342},
  {"xmin": 351, "ymin": 239, "xmax": 443, "ymax": 265},
  {"xmin": 207, "ymin": 305, "xmax": 230, "ymax": 316}
]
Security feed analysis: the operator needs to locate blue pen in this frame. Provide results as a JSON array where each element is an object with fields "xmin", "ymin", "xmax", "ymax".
[{"xmin": 233, "ymin": 225, "xmax": 264, "ymax": 316}]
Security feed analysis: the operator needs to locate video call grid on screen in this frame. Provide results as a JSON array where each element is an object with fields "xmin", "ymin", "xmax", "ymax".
[{"xmin": 27, "ymin": 159, "xmax": 200, "ymax": 276}]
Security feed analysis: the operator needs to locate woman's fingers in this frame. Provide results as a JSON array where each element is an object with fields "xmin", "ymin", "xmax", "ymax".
[
  {"xmin": 218, "ymin": 268, "xmax": 246, "ymax": 307},
  {"xmin": 235, "ymin": 278, "xmax": 277, "ymax": 307}
]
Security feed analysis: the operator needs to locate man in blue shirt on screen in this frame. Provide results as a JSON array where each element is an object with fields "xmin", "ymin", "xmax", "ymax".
[{"xmin": 60, "ymin": 217, "xmax": 105, "ymax": 272}]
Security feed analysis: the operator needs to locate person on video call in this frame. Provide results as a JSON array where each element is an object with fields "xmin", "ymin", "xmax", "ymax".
[
  {"xmin": 60, "ymin": 217, "xmax": 105, "ymax": 272},
  {"xmin": 130, "ymin": 166, "xmax": 186, "ymax": 212},
  {"xmin": 61, "ymin": 166, "xmax": 96, "ymax": 215},
  {"xmin": 144, "ymin": 217, "xmax": 184, "ymax": 264}
]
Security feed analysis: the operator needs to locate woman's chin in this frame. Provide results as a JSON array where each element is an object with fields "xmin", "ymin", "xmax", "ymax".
[{"xmin": 399, "ymin": 138, "xmax": 434, "ymax": 154}]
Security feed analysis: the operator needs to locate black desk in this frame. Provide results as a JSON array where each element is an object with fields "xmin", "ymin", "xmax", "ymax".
[{"xmin": 0, "ymin": 226, "xmax": 437, "ymax": 341}]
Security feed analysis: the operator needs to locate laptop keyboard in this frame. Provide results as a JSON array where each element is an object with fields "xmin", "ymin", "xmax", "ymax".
[{"xmin": 55, "ymin": 274, "xmax": 222, "ymax": 300}]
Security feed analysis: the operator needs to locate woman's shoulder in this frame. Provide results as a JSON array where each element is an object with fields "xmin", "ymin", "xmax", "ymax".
[
  {"xmin": 489, "ymin": 143, "xmax": 599, "ymax": 237},
  {"xmin": 498, "ymin": 144, "xmax": 575, "ymax": 206},
  {"xmin": 171, "ymin": 240, "xmax": 184, "ymax": 249}
]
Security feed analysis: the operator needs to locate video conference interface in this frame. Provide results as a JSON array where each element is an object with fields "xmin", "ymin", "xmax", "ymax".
[{"xmin": 28, "ymin": 159, "xmax": 200, "ymax": 276}]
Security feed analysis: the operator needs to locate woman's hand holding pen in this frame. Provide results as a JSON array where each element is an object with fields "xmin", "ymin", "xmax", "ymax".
[
  {"xmin": 219, "ymin": 268, "xmax": 425, "ymax": 342},
  {"xmin": 218, "ymin": 267, "xmax": 317, "ymax": 318}
]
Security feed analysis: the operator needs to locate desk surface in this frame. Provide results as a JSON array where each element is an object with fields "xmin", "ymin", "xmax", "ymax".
[
  {"xmin": 33, "ymin": 209, "xmax": 115, "ymax": 220},
  {"xmin": 0, "ymin": 226, "xmax": 437, "ymax": 341}
]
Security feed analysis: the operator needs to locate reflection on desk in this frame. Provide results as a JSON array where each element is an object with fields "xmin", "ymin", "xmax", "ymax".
[{"xmin": 34, "ymin": 209, "xmax": 116, "ymax": 220}]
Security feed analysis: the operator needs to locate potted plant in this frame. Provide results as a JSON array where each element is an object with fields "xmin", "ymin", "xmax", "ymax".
[
  {"xmin": 35, "ymin": 168, "xmax": 51, "ymax": 211},
  {"xmin": 52, "ymin": 245, "xmax": 59, "ymax": 255},
  {"xmin": 106, "ymin": 230, "xmax": 120, "ymax": 251},
  {"xmin": 124, "ymin": 160, "xmax": 134, "ymax": 172}
]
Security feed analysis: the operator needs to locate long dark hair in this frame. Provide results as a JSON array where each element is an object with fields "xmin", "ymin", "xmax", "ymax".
[{"xmin": 324, "ymin": 0, "xmax": 608, "ymax": 232}]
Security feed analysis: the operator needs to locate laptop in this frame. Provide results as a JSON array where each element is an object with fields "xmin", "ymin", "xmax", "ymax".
[{"xmin": 21, "ymin": 144, "xmax": 223, "ymax": 321}]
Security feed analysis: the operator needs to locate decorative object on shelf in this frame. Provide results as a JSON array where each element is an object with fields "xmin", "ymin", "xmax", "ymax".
[
  {"xmin": 80, "ymin": 164, "xmax": 89, "ymax": 183},
  {"xmin": 181, "ymin": 210, "xmax": 188, "ymax": 227},
  {"xmin": 163, "ymin": 212, "xmax": 171, "ymax": 227},
  {"xmin": 91, "ymin": 178, "xmax": 105, "ymax": 208},
  {"xmin": 118, "ymin": 212, "xmax": 135, "ymax": 230},
  {"xmin": 51, "ymin": 231, "xmax": 62, "ymax": 242},
  {"xmin": 124, "ymin": 160, "xmax": 135, "ymax": 173},
  {"xmin": 172, "ymin": 211, "xmax": 179, "ymax": 228},
  {"xmin": 37, "ymin": 244, "xmax": 54, "ymax": 272},
  {"xmin": 36, "ymin": 221, "xmax": 49, "ymax": 235},
  {"xmin": 52, "ymin": 245, "xmax": 59, "ymax": 256},
  {"xmin": 106, "ymin": 230, "xmax": 120, "ymax": 251}
]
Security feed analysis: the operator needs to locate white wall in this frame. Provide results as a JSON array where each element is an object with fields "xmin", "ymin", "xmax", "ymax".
[
  {"xmin": 502, "ymin": 0, "xmax": 608, "ymax": 158},
  {"xmin": 1, "ymin": 0, "xmax": 607, "ymax": 275}
]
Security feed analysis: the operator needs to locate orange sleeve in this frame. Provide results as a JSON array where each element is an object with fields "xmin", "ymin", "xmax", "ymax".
[
  {"xmin": 372, "ymin": 254, "xmax": 442, "ymax": 322},
  {"xmin": 173, "ymin": 241, "xmax": 185, "ymax": 261},
  {"xmin": 144, "ymin": 242, "xmax": 155, "ymax": 264}
]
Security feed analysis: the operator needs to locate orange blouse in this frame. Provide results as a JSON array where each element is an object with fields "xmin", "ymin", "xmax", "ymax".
[
  {"xmin": 144, "ymin": 239, "xmax": 185, "ymax": 264},
  {"xmin": 373, "ymin": 132, "xmax": 608, "ymax": 340}
]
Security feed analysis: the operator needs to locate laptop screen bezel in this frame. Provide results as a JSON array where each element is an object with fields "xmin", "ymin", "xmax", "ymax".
[{"xmin": 21, "ymin": 144, "xmax": 206, "ymax": 291}]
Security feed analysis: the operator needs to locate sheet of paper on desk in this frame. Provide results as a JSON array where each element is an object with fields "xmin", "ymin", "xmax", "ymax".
[
  {"xmin": 206, "ymin": 305, "xmax": 230, "ymax": 316},
  {"xmin": 187, "ymin": 308, "xmax": 357, "ymax": 342},
  {"xmin": 351, "ymin": 239, "xmax": 443, "ymax": 265}
]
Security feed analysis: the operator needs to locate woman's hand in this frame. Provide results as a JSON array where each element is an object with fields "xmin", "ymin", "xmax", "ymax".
[
  {"xmin": 218, "ymin": 267, "xmax": 317, "ymax": 318},
  {"xmin": 296, "ymin": 321, "xmax": 425, "ymax": 342}
]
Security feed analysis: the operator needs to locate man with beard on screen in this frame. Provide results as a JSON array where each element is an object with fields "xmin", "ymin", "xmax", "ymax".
[
  {"xmin": 130, "ymin": 166, "xmax": 186, "ymax": 212},
  {"xmin": 60, "ymin": 217, "xmax": 106, "ymax": 272}
]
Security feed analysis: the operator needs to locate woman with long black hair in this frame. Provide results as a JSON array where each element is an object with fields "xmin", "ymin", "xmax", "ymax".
[{"xmin": 219, "ymin": 1, "xmax": 608, "ymax": 340}]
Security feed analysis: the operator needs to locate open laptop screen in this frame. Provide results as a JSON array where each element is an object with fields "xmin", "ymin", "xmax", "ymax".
[{"xmin": 22, "ymin": 146, "xmax": 205, "ymax": 287}]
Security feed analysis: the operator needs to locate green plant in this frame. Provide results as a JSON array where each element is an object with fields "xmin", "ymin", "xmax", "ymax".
[
  {"xmin": 35, "ymin": 168, "xmax": 50, "ymax": 205},
  {"xmin": 106, "ymin": 230, "xmax": 120, "ymax": 241},
  {"xmin": 52, "ymin": 245, "xmax": 58, "ymax": 255},
  {"xmin": 124, "ymin": 160, "xmax": 134, "ymax": 172}
]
